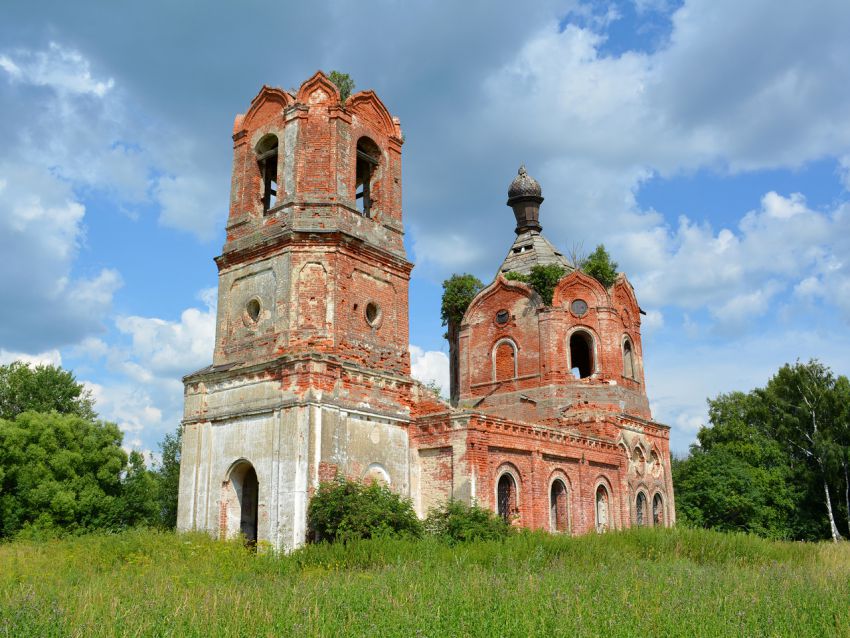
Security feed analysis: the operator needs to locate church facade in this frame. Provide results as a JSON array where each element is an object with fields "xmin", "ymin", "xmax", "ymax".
[{"xmin": 176, "ymin": 73, "xmax": 675, "ymax": 551}]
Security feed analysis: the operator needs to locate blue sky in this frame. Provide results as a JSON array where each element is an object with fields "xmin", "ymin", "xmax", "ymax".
[{"xmin": 1, "ymin": 0, "xmax": 849, "ymax": 457}]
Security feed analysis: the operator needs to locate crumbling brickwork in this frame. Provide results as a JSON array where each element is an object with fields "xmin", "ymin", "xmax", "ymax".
[{"xmin": 176, "ymin": 73, "xmax": 675, "ymax": 552}]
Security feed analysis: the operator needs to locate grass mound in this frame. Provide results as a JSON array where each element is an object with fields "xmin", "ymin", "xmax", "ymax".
[{"xmin": 1, "ymin": 527, "xmax": 848, "ymax": 637}]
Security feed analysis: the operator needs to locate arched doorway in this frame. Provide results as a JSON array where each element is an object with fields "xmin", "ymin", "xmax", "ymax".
[
  {"xmin": 225, "ymin": 461, "xmax": 259, "ymax": 546},
  {"xmin": 550, "ymin": 479, "xmax": 569, "ymax": 533},
  {"xmin": 497, "ymin": 473, "xmax": 518, "ymax": 523}
]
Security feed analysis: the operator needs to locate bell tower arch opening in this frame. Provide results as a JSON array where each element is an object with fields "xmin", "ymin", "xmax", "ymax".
[
  {"xmin": 256, "ymin": 134, "xmax": 279, "ymax": 212},
  {"xmin": 355, "ymin": 136, "xmax": 380, "ymax": 217}
]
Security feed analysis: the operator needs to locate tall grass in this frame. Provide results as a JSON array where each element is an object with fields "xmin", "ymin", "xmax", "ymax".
[{"xmin": 1, "ymin": 527, "xmax": 848, "ymax": 637}]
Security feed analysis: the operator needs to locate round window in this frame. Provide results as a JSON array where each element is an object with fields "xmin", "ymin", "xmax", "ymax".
[
  {"xmin": 365, "ymin": 302, "xmax": 382, "ymax": 327},
  {"xmin": 246, "ymin": 298, "xmax": 261, "ymax": 323},
  {"xmin": 570, "ymin": 299, "xmax": 588, "ymax": 317},
  {"xmin": 495, "ymin": 309, "xmax": 510, "ymax": 325}
]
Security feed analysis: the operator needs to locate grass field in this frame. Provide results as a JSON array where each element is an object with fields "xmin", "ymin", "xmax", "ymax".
[{"xmin": 1, "ymin": 527, "xmax": 848, "ymax": 637}]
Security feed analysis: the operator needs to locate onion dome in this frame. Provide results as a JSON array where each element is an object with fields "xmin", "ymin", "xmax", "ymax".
[{"xmin": 507, "ymin": 165, "xmax": 542, "ymax": 200}]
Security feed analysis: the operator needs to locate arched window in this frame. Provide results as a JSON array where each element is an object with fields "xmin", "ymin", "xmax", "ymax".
[
  {"xmin": 595, "ymin": 484, "xmax": 610, "ymax": 532},
  {"xmin": 623, "ymin": 338, "xmax": 635, "ymax": 379},
  {"xmin": 550, "ymin": 479, "xmax": 569, "ymax": 533},
  {"xmin": 652, "ymin": 493, "xmax": 665, "ymax": 527},
  {"xmin": 356, "ymin": 137, "xmax": 380, "ymax": 217},
  {"xmin": 493, "ymin": 339, "xmax": 517, "ymax": 382},
  {"xmin": 636, "ymin": 492, "xmax": 648, "ymax": 527},
  {"xmin": 256, "ymin": 135, "xmax": 279, "ymax": 212},
  {"xmin": 363, "ymin": 463, "xmax": 391, "ymax": 487},
  {"xmin": 497, "ymin": 472, "xmax": 518, "ymax": 523},
  {"xmin": 569, "ymin": 331, "xmax": 594, "ymax": 379}
]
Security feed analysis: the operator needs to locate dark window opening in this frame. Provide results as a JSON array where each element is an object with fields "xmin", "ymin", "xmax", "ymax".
[
  {"xmin": 256, "ymin": 135, "xmax": 279, "ymax": 212},
  {"xmin": 570, "ymin": 331, "xmax": 594, "ymax": 379},
  {"xmin": 636, "ymin": 492, "xmax": 648, "ymax": 527},
  {"xmin": 497, "ymin": 473, "xmax": 517, "ymax": 523},
  {"xmin": 550, "ymin": 480, "xmax": 569, "ymax": 533},
  {"xmin": 365, "ymin": 302, "xmax": 381, "ymax": 327},
  {"xmin": 495, "ymin": 309, "xmax": 510, "ymax": 325},
  {"xmin": 246, "ymin": 298, "xmax": 261, "ymax": 323},
  {"xmin": 623, "ymin": 339, "xmax": 635, "ymax": 378},
  {"xmin": 356, "ymin": 137, "xmax": 380, "ymax": 217}
]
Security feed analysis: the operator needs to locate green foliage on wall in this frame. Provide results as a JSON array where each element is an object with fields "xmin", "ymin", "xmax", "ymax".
[
  {"xmin": 440, "ymin": 274, "xmax": 484, "ymax": 327},
  {"xmin": 328, "ymin": 70, "xmax": 355, "ymax": 103},
  {"xmin": 504, "ymin": 264, "xmax": 566, "ymax": 306},
  {"xmin": 582, "ymin": 244, "xmax": 619, "ymax": 288}
]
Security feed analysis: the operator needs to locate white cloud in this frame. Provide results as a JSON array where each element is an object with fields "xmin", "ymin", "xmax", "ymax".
[
  {"xmin": 0, "ymin": 42, "xmax": 114, "ymax": 96},
  {"xmin": 409, "ymin": 345, "xmax": 450, "ymax": 397},
  {"xmin": 641, "ymin": 309, "xmax": 664, "ymax": 333},
  {"xmin": 82, "ymin": 291, "xmax": 217, "ymax": 450},
  {"xmin": 86, "ymin": 381, "xmax": 164, "ymax": 435},
  {"xmin": 0, "ymin": 349, "xmax": 62, "ymax": 367},
  {"xmin": 0, "ymin": 162, "xmax": 122, "ymax": 350},
  {"xmin": 0, "ymin": 42, "xmax": 224, "ymax": 242},
  {"xmin": 155, "ymin": 174, "xmax": 226, "ymax": 241},
  {"xmin": 627, "ymin": 191, "xmax": 844, "ymax": 328}
]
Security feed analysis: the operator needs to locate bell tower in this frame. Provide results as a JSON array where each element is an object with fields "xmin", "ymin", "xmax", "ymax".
[
  {"xmin": 178, "ymin": 73, "xmax": 421, "ymax": 551},
  {"xmin": 213, "ymin": 71, "xmax": 410, "ymax": 376}
]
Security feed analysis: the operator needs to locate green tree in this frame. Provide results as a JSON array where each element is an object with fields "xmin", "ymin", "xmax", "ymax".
[
  {"xmin": 441, "ymin": 274, "xmax": 483, "ymax": 406},
  {"xmin": 119, "ymin": 450, "xmax": 160, "ymax": 528},
  {"xmin": 758, "ymin": 360, "xmax": 848, "ymax": 541},
  {"xmin": 582, "ymin": 244, "xmax": 619, "ymax": 288},
  {"xmin": 674, "ymin": 361, "xmax": 850, "ymax": 541},
  {"xmin": 0, "ymin": 361, "xmax": 95, "ymax": 421},
  {"xmin": 328, "ymin": 70, "xmax": 355, "ymax": 103},
  {"xmin": 673, "ymin": 391, "xmax": 800, "ymax": 539},
  {"xmin": 0, "ymin": 412, "xmax": 127, "ymax": 537},
  {"xmin": 307, "ymin": 478, "xmax": 422, "ymax": 543},
  {"xmin": 153, "ymin": 426, "xmax": 182, "ymax": 528},
  {"xmin": 504, "ymin": 264, "xmax": 567, "ymax": 306}
]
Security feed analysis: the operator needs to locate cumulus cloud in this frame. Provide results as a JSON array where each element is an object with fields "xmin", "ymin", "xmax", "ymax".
[
  {"xmin": 0, "ymin": 163, "xmax": 123, "ymax": 351},
  {"xmin": 0, "ymin": 349, "xmax": 62, "ymax": 367},
  {"xmin": 115, "ymin": 301, "xmax": 217, "ymax": 378},
  {"xmin": 0, "ymin": 42, "xmax": 226, "ymax": 241},
  {"xmin": 0, "ymin": 41, "xmax": 114, "ymax": 96},
  {"xmin": 627, "ymin": 191, "xmax": 848, "ymax": 328},
  {"xmin": 83, "ymin": 289, "xmax": 217, "ymax": 448},
  {"xmin": 409, "ymin": 345, "xmax": 450, "ymax": 398}
]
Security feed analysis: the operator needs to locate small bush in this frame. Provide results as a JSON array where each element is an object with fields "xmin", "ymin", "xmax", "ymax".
[
  {"xmin": 307, "ymin": 478, "xmax": 422, "ymax": 543},
  {"xmin": 504, "ymin": 264, "xmax": 566, "ymax": 306},
  {"xmin": 424, "ymin": 500, "xmax": 511, "ymax": 544}
]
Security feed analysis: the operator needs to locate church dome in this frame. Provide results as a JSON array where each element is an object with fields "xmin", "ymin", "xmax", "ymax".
[{"xmin": 507, "ymin": 165, "xmax": 542, "ymax": 200}]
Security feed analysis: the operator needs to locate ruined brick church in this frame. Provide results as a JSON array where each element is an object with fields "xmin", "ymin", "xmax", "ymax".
[{"xmin": 177, "ymin": 72, "xmax": 675, "ymax": 551}]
